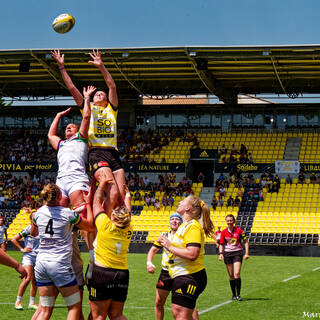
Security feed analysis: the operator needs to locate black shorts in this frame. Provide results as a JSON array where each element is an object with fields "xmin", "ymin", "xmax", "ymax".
[
  {"xmin": 156, "ymin": 269, "xmax": 172, "ymax": 291},
  {"xmin": 223, "ymin": 250, "xmax": 243, "ymax": 265},
  {"xmin": 86, "ymin": 264, "xmax": 129, "ymax": 302},
  {"xmin": 171, "ymin": 269, "xmax": 207, "ymax": 309},
  {"xmin": 88, "ymin": 148, "xmax": 123, "ymax": 173}
]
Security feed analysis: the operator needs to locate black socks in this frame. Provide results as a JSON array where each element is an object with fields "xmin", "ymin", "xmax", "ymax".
[
  {"xmin": 235, "ymin": 277, "xmax": 241, "ymax": 296},
  {"xmin": 229, "ymin": 279, "xmax": 236, "ymax": 296}
]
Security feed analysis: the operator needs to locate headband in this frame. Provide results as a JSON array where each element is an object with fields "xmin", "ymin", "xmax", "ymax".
[{"xmin": 170, "ymin": 213, "xmax": 183, "ymax": 223}]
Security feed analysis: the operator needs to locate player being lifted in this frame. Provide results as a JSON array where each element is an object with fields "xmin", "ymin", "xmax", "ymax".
[
  {"xmin": 48, "ymin": 85, "xmax": 96, "ymax": 320},
  {"xmin": 52, "ymin": 49, "xmax": 125, "ymax": 212}
]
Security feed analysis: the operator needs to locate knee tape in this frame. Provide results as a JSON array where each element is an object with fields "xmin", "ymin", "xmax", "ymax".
[
  {"xmin": 63, "ymin": 291, "xmax": 81, "ymax": 306},
  {"xmin": 39, "ymin": 296, "xmax": 55, "ymax": 307}
]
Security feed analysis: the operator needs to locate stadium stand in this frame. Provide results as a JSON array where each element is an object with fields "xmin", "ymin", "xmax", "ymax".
[{"xmin": 1, "ymin": 126, "xmax": 320, "ymax": 251}]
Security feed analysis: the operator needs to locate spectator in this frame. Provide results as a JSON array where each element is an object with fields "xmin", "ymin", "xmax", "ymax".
[
  {"xmin": 211, "ymin": 195, "xmax": 218, "ymax": 210},
  {"xmin": 260, "ymin": 177, "xmax": 267, "ymax": 188},
  {"xmin": 258, "ymin": 189, "xmax": 264, "ymax": 201},
  {"xmin": 226, "ymin": 196, "xmax": 234, "ymax": 207},
  {"xmin": 234, "ymin": 196, "xmax": 241, "ymax": 207},
  {"xmin": 310, "ymin": 173, "xmax": 317, "ymax": 184},
  {"xmin": 219, "ymin": 144, "xmax": 227, "ymax": 155},
  {"xmin": 298, "ymin": 172, "xmax": 305, "ymax": 184},
  {"xmin": 248, "ymin": 152, "xmax": 253, "ymax": 163},
  {"xmin": 198, "ymin": 172, "xmax": 205, "ymax": 183},
  {"xmin": 230, "ymin": 144, "xmax": 237, "ymax": 155},
  {"xmin": 169, "ymin": 172, "xmax": 176, "ymax": 184},
  {"xmin": 167, "ymin": 195, "xmax": 174, "ymax": 207},
  {"xmin": 154, "ymin": 199, "xmax": 161, "ymax": 210},
  {"xmin": 219, "ymin": 186, "xmax": 226, "ymax": 197},
  {"xmin": 286, "ymin": 174, "xmax": 293, "ymax": 184},
  {"xmin": 134, "ymin": 190, "xmax": 142, "ymax": 201},
  {"xmin": 271, "ymin": 181, "xmax": 279, "ymax": 193},
  {"xmin": 218, "ymin": 195, "xmax": 223, "ymax": 207},
  {"xmin": 161, "ymin": 193, "xmax": 168, "ymax": 207},
  {"xmin": 239, "ymin": 144, "xmax": 247, "ymax": 155},
  {"xmin": 145, "ymin": 194, "xmax": 152, "ymax": 206},
  {"xmin": 248, "ymin": 188, "xmax": 254, "ymax": 200}
]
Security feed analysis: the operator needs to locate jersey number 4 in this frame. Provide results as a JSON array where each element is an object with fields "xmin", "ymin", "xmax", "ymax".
[{"xmin": 45, "ymin": 219, "xmax": 54, "ymax": 236}]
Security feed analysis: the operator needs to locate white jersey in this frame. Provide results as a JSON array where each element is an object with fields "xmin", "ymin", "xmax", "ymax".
[
  {"xmin": 33, "ymin": 205, "xmax": 81, "ymax": 264},
  {"xmin": 20, "ymin": 225, "xmax": 40, "ymax": 258},
  {"xmin": 0, "ymin": 225, "xmax": 7, "ymax": 243},
  {"xmin": 56, "ymin": 132, "xmax": 88, "ymax": 179}
]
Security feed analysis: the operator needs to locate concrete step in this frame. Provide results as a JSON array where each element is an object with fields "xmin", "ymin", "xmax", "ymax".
[{"xmin": 284, "ymin": 137, "xmax": 302, "ymax": 161}]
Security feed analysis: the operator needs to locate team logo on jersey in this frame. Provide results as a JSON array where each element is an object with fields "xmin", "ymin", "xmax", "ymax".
[
  {"xmin": 157, "ymin": 280, "xmax": 164, "ymax": 287},
  {"xmin": 230, "ymin": 238, "xmax": 237, "ymax": 245},
  {"xmin": 175, "ymin": 288, "xmax": 183, "ymax": 294}
]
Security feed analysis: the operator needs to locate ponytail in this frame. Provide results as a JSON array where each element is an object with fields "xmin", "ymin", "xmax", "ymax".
[
  {"xmin": 187, "ymin": 196, "xmax": 215, "ymax": 238},
  {"xmin": 200, "ymin": 202, "xmax": 215, "ymax": 239}
]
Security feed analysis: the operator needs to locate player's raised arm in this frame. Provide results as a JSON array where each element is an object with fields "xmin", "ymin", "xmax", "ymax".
[
  {"xmin": 51, "ymin": 49, "xmax": 84, "ymax": 107},
  {"xmin": 79, "ymin": 86, "xmax": 95, "ymax": 139},
  {"xmin": 88, "ymin": 49, "xmax": 118, "ymax": 108},
  {"xmin": 48, "ymin": 108, "xmax": 71, "ymax": 150}
]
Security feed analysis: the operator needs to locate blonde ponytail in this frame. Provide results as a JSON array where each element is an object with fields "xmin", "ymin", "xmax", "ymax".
[{"xmin": 187, "ymin": 195, "xmax": 215, "ymax": 238}]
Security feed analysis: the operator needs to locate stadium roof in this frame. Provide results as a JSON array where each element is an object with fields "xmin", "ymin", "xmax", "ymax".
[{"xmin": 2, "ymin": 45, "xmax": 320, "ymax": 103}]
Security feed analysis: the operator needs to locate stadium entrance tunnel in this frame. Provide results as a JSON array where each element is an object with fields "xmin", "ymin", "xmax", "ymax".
[{"xmin": 189, "ymin": 160, "xmax": 214, "ymax": 187}]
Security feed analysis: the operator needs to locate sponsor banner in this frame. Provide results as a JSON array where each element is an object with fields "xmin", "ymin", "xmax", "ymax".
[
  {"xmin": 215, "ymin": 162, "xmax": 274, "ymax": 173},
  {"xmin": 123, "ymin": 163, "xmax": 185, "ymax": 173},
  {"xmin": 190, "ymin": 148, "xmax": 219, "ymax": 159},
  {"xmin": 275, "ymin": 160, "xmax": 300, "ymax": 174},
  {"xmin": 0, "ymin": 162, "xmax": 56, "ymax": 172},
  {"xmin": 301, "ymin": 163, "xmax": 320, "ymax": 173}
]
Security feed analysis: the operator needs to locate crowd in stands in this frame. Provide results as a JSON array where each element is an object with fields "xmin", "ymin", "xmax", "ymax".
[
  {"xmin": 118, "ymin": 128, "xmax": 199, "ymax": 163},
  {"xmin": 127, "ymin": 172, "xmax": 194, "ymax": 210},
  {"xmin": 0, "ymin": 173, "xmax": 54, "ymax": 210},
  {"xmin": 0, "ymin": 130, "xmax": 55, "ymax": 163},
  {"xmin": 219, "ymin": 143, "xmax": 253, "ymax": 164}
]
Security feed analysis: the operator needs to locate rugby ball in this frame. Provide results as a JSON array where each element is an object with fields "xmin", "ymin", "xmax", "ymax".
[{"xmin": 52, "ymin": 13, "xmax": 75, "ymax": 34}]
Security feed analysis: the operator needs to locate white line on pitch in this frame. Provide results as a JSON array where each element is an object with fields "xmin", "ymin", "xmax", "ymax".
[
  {"xmin": 312, "ymin": 267, "xmax": 320, "ymax": 271},
  {"xmin": 282, "ymin": 275, "xmax": 301, "ymax": 282},
  {"xmin": 198, "ymin": 299, "xmax": 232, "ymax": 315}
]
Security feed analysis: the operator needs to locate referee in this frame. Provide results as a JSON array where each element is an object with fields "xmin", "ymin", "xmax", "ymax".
[{"xmin": 219, "ymin": 214, "xmax": 249, "ymax": 301}]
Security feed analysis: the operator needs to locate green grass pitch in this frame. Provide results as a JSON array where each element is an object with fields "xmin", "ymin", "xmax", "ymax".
[{"xmin": 0, "ymin": 252, "xmax": 319, "ymax": 319}]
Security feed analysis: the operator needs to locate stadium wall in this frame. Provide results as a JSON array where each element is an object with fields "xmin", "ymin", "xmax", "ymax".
[{"xmin": 8, "ymin": 243, "xmax": 320, "ymax": 257}]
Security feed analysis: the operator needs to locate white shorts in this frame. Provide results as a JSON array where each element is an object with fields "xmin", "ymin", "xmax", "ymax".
[
  {"xmin": 56, "ymin": 175, "xmax": 89, "ymax": 198},
  {"xmin": 35, "ymin": 259, "xmax": 77, "ymax": 288},
  {"xmin": 22, "ymin": 254, "xmax": 37, "ymax": 267}
]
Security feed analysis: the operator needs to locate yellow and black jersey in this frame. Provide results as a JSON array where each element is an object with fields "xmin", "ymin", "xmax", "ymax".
[
  {"xmin": 94, "ymin": 213, "xmax": 133, "ymax": 270},
  {"xmin": 167, "ymin": 219, "xmax": 205, "ymax": 278},
  {"xmin": 81, "ymin": 103, "xmax": 118, "ymax": 149},
  {"xmin": 153, "ymin": 231, "xmax": 175, "ymax": 271}
]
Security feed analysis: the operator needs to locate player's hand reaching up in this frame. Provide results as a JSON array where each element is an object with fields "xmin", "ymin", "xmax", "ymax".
[
  {"xmin": 57, "ymin": 107, "xmax": 71, "ymax": 118},
  {"xmin": 88, "ymin": 49, "xmax": 103, "ymax": 68},
  {"xmin": 51, "ymin": 49, "xmax": 64, "ymax": 68},
  {"xmin": 83, "ymin": 85, "xmax": 96, "ymax": 99}
]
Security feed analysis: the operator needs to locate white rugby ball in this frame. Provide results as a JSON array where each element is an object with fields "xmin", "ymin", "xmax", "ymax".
[{"xmin": 52, "ymin": 13, "xmax": 75, "ymax": 34}]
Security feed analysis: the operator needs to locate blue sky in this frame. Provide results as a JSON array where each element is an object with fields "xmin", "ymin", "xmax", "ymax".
[{"xmin": 2, "ymin": 0, "xmax": 320, "ymax": 49}]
